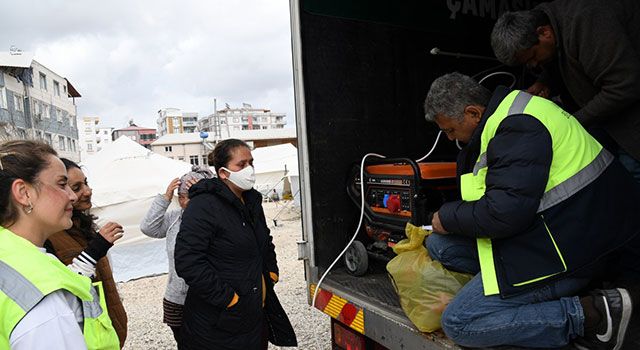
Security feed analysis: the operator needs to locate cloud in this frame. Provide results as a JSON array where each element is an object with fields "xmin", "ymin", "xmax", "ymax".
[{"xmin": 0, "ymin": 0, "xmax": 294, "ymax": 129}]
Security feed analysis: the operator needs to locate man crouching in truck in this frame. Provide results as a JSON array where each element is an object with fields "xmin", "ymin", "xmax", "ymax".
[{"xmin": 422, "ymin": 72, "xmax": 640, "ymax": 349}]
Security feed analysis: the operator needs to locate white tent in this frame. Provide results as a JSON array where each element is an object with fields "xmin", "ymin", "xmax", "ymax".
[
  {"xmin": 85, "ymin": 138, "xmax": 300, "ymax": 282},
  {"xmin": 83, "ymin": 136, "xmax": 191, "ymax": 281},
  {"xmin": 251, "ymin": 143, "xmax": 299, "ymax": 199}
]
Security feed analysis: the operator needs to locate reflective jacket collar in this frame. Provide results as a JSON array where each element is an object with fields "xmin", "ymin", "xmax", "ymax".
[{"xmin": 456, "ymin": 86, "xmax": 512, "ymax": 178}]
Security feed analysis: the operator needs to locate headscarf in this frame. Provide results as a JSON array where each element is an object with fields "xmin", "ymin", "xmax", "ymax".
[{"xmin": 178, "ymin": 165, "xmax": 214, "ymax": 194}]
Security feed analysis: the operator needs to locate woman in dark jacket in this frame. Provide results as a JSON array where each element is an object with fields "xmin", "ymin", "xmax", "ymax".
[{"xmin": 175, "ymin": 139, "xmax": 297, "ymax": 350}]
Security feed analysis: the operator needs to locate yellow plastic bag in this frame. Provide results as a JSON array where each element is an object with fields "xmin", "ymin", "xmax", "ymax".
[{"xmin": 386, "ymin": 223, "xmax": 473, "ymax": 332}]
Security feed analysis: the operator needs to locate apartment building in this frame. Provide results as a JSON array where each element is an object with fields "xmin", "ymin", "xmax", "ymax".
[
  {"xmin": 0, "ymin": 50, "xmax": 81, "ymax": 161},
  {"xmin": 198, "ymin": 104, "xmax": 285, "ymax": 135},
  {"xmin": 112, "ymin": 122, "xmax": 157, "ymax": 148},
  {"xmin": 157, "ymin": 108, "xmax": 198, "ymax": 136},
  {"xmin": 151, "ymin": 128, "xmax": 297, "ymax": 165},
  {"xmin": 78, "ymin": 116, "xmax": 114, "ymax": 160}
]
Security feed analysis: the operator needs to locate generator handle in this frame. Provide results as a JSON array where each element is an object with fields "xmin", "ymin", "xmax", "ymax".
[{"xmin": 363, "ymin": 157, "xmax": 422, "ymax": 188}]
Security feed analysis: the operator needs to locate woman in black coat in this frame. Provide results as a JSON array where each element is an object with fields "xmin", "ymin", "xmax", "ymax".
[{"xmin": 174, "ymin": 139, "xmax": 297, "ymax": 350}]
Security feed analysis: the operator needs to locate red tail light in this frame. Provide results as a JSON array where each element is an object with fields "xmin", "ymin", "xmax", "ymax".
[{"xmin": 332, "ymin": 319, "xmax": 365, "ymax": 350}]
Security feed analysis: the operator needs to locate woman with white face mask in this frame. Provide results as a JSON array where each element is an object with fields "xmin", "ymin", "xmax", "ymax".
[{"xmin": 174, "ymin": 139, "xmax": 297, "ymax": 350}]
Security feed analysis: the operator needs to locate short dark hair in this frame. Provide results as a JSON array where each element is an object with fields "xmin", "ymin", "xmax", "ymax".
[
  {"xmin": 61, "ymin": 158, "xmax": 81, "ymax": 171},
  {"xmin": 0, "ymin": 140, "xmax": 58, "ymax": 227},
  {"xmin": 209, "ymin": 139, "xmax": 251, "ymax": 176},
  {"xmin": 491, "ymin": 9, "xmax": 550, "ymax": 66}
]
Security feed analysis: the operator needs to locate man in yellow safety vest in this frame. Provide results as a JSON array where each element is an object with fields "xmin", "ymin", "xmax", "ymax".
[{"xmin": 423, "ymin": 72, "xmax": 640, "ymax": 350}]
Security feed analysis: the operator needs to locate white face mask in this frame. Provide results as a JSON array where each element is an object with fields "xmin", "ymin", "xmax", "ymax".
[{"xmin": 222, "ymin": 166, "xmax": 256, "ymax": 191}]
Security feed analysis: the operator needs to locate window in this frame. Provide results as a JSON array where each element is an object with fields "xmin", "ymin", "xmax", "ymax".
[
  {"xmin": 189, "ymin": 155, "xmax": 199, "ymax": 165},
  {"xmin": 87, "ymin": 143, "xmax": 93, "ymax": 151},
  {"xmin": 58, "ymin": 136, "xmax": 66, "ymax": 151},
  {"xmin": 178, "ymin": 157, "xmax": 185, "ymax": 161},
  {"xmin": 53, "ymin": 81, "xmax": 60, "ymax": 96},
  {"xmin": 13, "ymin": 94, "xmax": 22, "ymax": 112},
  {"xmin": 33, "ymin": 101, "xmax": 41, "ymax": 116},
  {"xmin": 165, "ymin": 146, "xmax": 173, "ymax": 152},
  {"xmin": 0, "ymin": 87, "xmax": 6, "ymax": 109},
  {"xmin": 36, "ymin": 131, "xmax": 42, "ymax": 140},
  {"xmin": 252, "ymin": 125, "xmax": 260, "ymax": 130},
  {"xmin": 43, "ymin": 105, "xmax": 49, "ymax": 118},
  {"xmin": 262, "ymin": 126, "xmax": 268, "ymax": 129},
  {"xmin": 63, "ymin": 85, "xmax": 67, "ymax": 95},
  {"xmin": 44, "ymin": 133, "xmax": 52, "ymax": 145},
  {"xmin": 67, "ymin": 137, "xmax": 72, "ymax": 152},
  {"xmin": 72, "ymin": 140, "xmax": 77, "ymax": 152},
  {"xmin": 39, "ymin": 73, "xmax": 47, "ymax": 91}
]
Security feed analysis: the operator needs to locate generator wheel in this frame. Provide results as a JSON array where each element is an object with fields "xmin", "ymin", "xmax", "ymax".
[{"xmin": 344, "ymin": 241, "xmax": 369, "ymax": 276}]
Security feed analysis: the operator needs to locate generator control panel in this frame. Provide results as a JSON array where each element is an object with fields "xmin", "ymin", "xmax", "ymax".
[{"xmin": 350, "ymin": 161, "xmax": 458, "ymax": 226}]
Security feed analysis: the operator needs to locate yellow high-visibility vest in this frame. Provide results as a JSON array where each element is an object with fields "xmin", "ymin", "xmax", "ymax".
[
  {"xmin": 460, "ymin": 91, "xmax": 612, "ymax": 296},
  {"xmin": 0, "ymin": 226, "xmax": 120, "ymax": 350}
]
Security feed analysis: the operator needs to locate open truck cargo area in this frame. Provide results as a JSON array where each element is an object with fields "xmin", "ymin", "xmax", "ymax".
[{"xmin": 290, "ymin": 0, "xmax": 640, "ymax": 349}]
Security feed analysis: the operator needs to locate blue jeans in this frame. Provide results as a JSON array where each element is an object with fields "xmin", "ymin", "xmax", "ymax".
[
  {"xmin": 425, "ymin": 233, "xmax": 590, "ymax": 348},
  {"xmin": 618, "ymin": 148, "xmax": 640, "ymax": 185}
]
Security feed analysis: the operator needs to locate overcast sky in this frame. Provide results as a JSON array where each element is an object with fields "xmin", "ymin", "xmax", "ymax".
[{"xmin": 0, "ymin": 0, "xmax": 295, "ymax": 129}]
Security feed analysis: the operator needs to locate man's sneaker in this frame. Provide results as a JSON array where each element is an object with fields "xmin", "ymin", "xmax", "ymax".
[{"xmin": 575, "ymin": 288, "xmax": 633, "ymax": 350}]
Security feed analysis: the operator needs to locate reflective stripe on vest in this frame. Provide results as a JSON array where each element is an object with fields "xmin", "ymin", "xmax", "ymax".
[
  {"xmin": 0, "ymin": 260, "xmax": 44, "ymax": 312},
  {"xmin": 0, "ymin": 227, "xmax": 119, "ymax": 350},
  {"xmin": 462, "ymin": 91, "xmax": 609, "ymax": 296}
]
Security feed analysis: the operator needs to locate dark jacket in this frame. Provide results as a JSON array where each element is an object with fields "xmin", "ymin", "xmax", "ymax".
[
  {"xmin": 175, "ymin": 178, "xmax": 296, "ymax": 349},
  {"xmin": 537, "ymin": 0, "xmax": 640, "ymax": 160},
  {"xmin": 439, "ymin": 87, "xmax": 640, "ymax": 297}
]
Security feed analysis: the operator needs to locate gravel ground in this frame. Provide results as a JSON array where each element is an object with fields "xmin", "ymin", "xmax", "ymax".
[{"xmin": 119, "ymin": 202, "xmax": 331, "ymax": 349}]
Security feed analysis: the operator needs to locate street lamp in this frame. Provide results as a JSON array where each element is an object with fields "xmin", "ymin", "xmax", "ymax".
[{"xmin": 200, "ymin": 131, "xmax": 209, "ymax": 167}]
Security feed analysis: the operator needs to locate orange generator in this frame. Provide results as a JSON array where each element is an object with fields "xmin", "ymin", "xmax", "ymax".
[{"xmin": 345, "ymin": 158, "xmax": 458, "ymax": 275}]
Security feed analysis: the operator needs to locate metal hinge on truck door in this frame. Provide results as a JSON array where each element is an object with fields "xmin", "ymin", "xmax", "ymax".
[{"xmin": 297, "ymin": 240, "xmax": 310, "ymax": 260}]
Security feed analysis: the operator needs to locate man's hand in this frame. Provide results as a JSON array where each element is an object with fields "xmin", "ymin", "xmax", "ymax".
[
  {"xmin": 431, "ymin": 211, "xmax": 449, "ymax": 234},
  {"xmin": 164, "ymin": 178, "xmax": 180, "ymax": 201},
  {"xmin": 99, "ymin": 222, "xmax": 124, "ymax": 243},
  {"xmin": 526, "ymin": 81, "xmax": 550, "ymax": 98}
]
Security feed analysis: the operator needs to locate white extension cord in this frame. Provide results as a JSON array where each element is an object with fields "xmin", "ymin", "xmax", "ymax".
[
  {"xmin": 310, "ymin": 130, "xmax": 445, "ymax": 349},
  {"xmin": 309, "ymin": 67, "xmax": 509, "ymax": 347}
]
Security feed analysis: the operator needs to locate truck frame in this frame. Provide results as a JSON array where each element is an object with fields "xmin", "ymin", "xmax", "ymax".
[{"xmin": 288, "ymin": 1, "xmax": 545, "ymax": 349}]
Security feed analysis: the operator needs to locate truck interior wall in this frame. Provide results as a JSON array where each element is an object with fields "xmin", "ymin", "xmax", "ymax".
[{"xmin": 298, "ymin": 1, "xmax": 540, "ymax": 270}]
